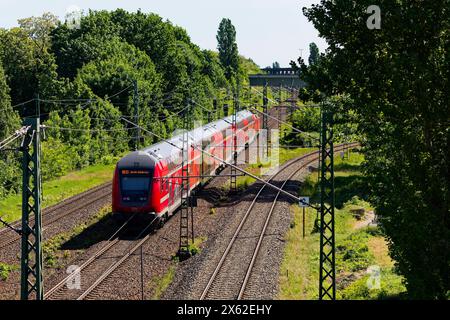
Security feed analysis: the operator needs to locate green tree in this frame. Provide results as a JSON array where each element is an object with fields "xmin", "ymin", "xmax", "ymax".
[
  {"xmin": 0, "ymin": 20, "xmax": 62, "ymax": 115},
  {"xmin": 50, "ymin": 9, "xmax": 227, "ymax": 116},
  {"xmin": 0, "ymin": 63, "xmax": 21, "ymax": 197},
  {"xmin": 302, "ymin": 0, "xmax": 450, "ymax": 299},
  {"xmin": 0, "ymin": 9, "xmax": 262, "ymax": 202},
  {"xmin": 0, "ymin": 64, "xmax": 20, "ymax": 140},
  {"xmin": 18, "ymin": 12, "xmax": 58, "ymax": 48},
  {"xmin": 308, "ymin": 42, "xmax": 320, "ymax": 66},
  {"xmin": 216, "ymin": 18, "xmax": 239, "ymax": 80}
]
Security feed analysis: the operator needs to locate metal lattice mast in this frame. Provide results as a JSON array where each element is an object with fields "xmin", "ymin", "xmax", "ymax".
[
  {"xmin": 133, "ymin": 80, "xmax": 140, "ymax": 151},
  {"xmin": 278, "ymin": 85, "xmax": 283, "ymax": 137},
  {"xmin": 279, "ymin": 84, "xmax": 282, "ymax": 105},
  {"xmin": 178, "ymin": 102, "xmax": 193, "ymax": 259},
  {"xmin": 230, "ymin": 87, "xmax": 239, "ymax": 193},
  {"xmin": 262, "ymin": 84, "xmax": 269, "ymax": 157},
  {"xmin": 20, "ymin": 117, "xmax": 43, "ymax": 300},
  {"xmin": 319, "ymin": 104, "xmax": 336, "ymax": 300},
  {"xmin": 289, "ymin": 87, "xmax": 295, "ymax": 117}
]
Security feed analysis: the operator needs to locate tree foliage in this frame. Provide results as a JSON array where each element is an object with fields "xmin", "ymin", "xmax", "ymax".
[
  {"xmin": 216, "ymin": 18, "xmax": 240, "ymax": 81},
  {"xmin": 0, "ymin": 63, "xmax": 21, "ymax": 198},
  {"xmin": 301, "ymin": 0, "xmax": 450, "ymax": 299},
  {"xmin": 0, "ymin": 10, "xmax": 260, "ymax": 202},
  {"xmin": 308, "ymin": 42, "xmax": 320, "ymax": 66}
]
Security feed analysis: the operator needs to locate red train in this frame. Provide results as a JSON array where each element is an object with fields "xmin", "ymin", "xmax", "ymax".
[{"xmin": 112, "ymin": 110, "xmax": 260, "ymax": 223}]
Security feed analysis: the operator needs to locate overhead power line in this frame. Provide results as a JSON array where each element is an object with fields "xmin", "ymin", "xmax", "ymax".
[
  {"xmin": 248, "ymin": 106, "xmax": 320, "ymax": 142},
  {"xmin": 121, "ymin": 117, "xmax": 182, "ymax": 150},
  {"xmin": 41, "ymin": 125, "xmax": 135, "ymax": 133}
]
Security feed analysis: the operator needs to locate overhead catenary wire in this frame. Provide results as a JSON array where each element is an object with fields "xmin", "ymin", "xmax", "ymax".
[
  {"xmin": 121, "ymin": 117, "xmax": 183, "ymax": 151},
  {"xmin": 41, "ymin": 125, "xmax": 136, "ymax": 133},
  {"xmin": 120, "ymin": 117, "xmax": 312, "ymax": 207},
  {"xmin": 250, "ymin": 87, "xmax": 279, "ymax": 105},
  {"xmin": 190, "ymin": 100, "xmax": 213, "ymax": 114},
  {"xmin": 39, "ymin": 85, "xmax": 134, "ymax": 105},
  {"xmin": 158, "ymin": 104, "xmax": 191, "ymax": 121},
  {"xmin": 0, "ymin": 99, "xmax": 36, "ymax": 114},
  {"xmin": 45, "ymin": 116, "xmax": 317, "ymax": 149},
  {"xmin": 248, "ymin": 106, "xmax": 320, "ymax": 142}
]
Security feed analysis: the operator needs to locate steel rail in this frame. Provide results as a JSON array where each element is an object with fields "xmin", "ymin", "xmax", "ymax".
[
  {"xmin": 44, "ymin": 213, "xmax": 137, "ymax": 299},
  {"xmin": 200, "ymin": 143, "xmax": 359, "ymax": 300},
  {"xmin": 237, "ymin": 155, "xmax": 318, "ymax": 299},
  {"xmin": 199, "ymin": 149, "xmax": 318, "ymax": 300},
  {"xmin": 0, "ymin": 183, "xmax": 112, "ymax": 249},
  {"xmin": 0, "ymin": 182, "xmax": 111, "ymax": 235},
  {"xmin": 76, "ymin": 216, "xmax": 158, "ymax": 300}
]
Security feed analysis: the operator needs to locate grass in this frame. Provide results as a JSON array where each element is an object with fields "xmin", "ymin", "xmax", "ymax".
[
  {"xmin": 279, "ymin": 204, "xmax": 319, "ymax": 299},
  {"xmin": 223, "ymin": 147, "xmax": 315, "ymax": 192},
  {"xmin": 150, "ymin": 265, "xmax": 177, "ymax": 300},
  {"xmin": 0, "ymin": 163, "xmax": 115, "ymax": 226},
  {"xmin": 152, "ymin": 236, "xmax": 207, "ymax": 299},
  {"xmin": 187, "ymin": 236, "xmax": 207, "ymax": 256},
  {"xmin": 249, "ymin": 147, "xmax": 316, "ymax": 171},
  {"xmin": 339, "ymin": 268, "xmax": 407, "ymax": 300},
  {"xmin": 279, "ymin": 151, "xmax": 406, "ymax": 300},
  {"xmin": 0, "ymin": 262, "xmax": 18, "ymax": 281}
]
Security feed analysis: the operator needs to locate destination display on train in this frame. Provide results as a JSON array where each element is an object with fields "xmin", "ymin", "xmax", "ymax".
[{"xmin": 121, "ymin": 169, "xmax": 150, "ymax": 175}]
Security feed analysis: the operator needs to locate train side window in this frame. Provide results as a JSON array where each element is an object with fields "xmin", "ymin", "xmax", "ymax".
[{"xmin": 161, "ymin": 178, "xmax": 168, "ymax": 192}]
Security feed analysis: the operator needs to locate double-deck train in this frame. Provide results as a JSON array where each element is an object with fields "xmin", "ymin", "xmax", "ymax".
[{"xmin": 112, "ymin": 110, "xmax": 260, "ymax": 222}]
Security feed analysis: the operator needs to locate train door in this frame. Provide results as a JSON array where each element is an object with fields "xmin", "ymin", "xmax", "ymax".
[{"xmin": 168, "ymin": 179, "xmax": 174, "ymax": 207}]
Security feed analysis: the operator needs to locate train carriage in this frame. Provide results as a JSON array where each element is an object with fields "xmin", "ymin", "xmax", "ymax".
[{"xmin": 112, "ymin": 110, "xmax": 260, "ymax": 223}]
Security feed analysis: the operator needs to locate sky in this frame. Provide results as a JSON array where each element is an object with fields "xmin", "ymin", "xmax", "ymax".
[{"xmin": 0, "ymin": 0, "xmax": 327, "ymax": 68}]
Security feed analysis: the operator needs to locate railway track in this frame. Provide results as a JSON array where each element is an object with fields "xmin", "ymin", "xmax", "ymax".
[
  {"xmin": 0, "ymin": 106, "xmax": 282, "ymax": 252},
  {"xmin": 45, "ymin": 214, "xmax": 157, "ymax": 300},
  {"xmin": 0, "ymin": 182, "xmax": 112, "ymax": 250},
  {"xmin": 200, "ymin": 143, "xmax": 358, "ymax": 300}
]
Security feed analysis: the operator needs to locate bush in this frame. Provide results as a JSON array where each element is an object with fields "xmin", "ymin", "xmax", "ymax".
[
  {"xmin": 41, "ymin": 137, "xmax": 77, "ymax": 180},
  {"xmin": 336, "ymin": 229, "xmax": 375, "ymax": 273},
  {"xmin": 0, "ymin": 263, "xmax": 17, "ymax": 281}
]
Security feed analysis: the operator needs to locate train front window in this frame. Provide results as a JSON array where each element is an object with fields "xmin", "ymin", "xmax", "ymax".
[
  {"xmin": 121, "ymin": 176, "xmax": 150, "ymax": 192},
  {"xmin": 120, "ymin": 169, "xmax": 152, "ymax": 203}
]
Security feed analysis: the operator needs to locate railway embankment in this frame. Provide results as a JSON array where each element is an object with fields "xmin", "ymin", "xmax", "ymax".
[{"xmin": 279, "ymin": 151, "xmax": 407, "ymax": 300}]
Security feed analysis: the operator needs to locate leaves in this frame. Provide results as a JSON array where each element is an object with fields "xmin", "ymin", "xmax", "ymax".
[
  {"xmin": 301, "ymin": 0, "xmax": 450, "ymax": 299},
  {"xmin": 0, "ymin": 10, "xmax": 261, "ymax": 204},
  {"xmin": 217, "ymin": 18, "xmax": 240, "ymax": 81}
]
